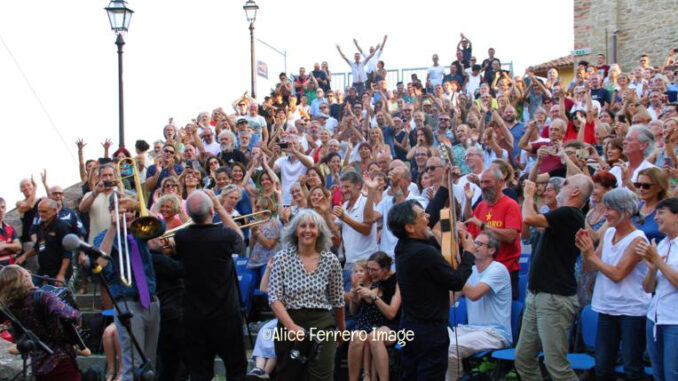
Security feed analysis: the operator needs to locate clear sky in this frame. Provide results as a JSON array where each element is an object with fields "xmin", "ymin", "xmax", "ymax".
[{"xmin": 0, "ymin": 0, "xmax": 573, "ymax": 208}]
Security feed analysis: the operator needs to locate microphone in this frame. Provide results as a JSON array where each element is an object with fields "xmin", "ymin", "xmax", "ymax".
[{"xmin": 62, "ymin": 234, "xmax": 111, "ymax": 261}]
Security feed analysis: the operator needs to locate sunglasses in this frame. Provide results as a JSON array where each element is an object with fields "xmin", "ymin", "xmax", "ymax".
[
  {"xmin": 164, "ymin": 149, "xmax": 175, "ymax": 154},
  {"xmin": 633, "ymin": 182, "xmax": 654, "ymax": 190},
  {"xmin": 426, "ymin": 166, "xmax": 441, "ymax": 172},
  {"xmin": 163, "ymin": 184, "xmax": 178, "ymax": 188}
]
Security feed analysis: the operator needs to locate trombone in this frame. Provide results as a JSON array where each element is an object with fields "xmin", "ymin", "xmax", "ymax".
[
  {"xmin": 161, "ymin": 210, "xmax": 272, "ymax": 238},
  {"xmin": 114, "ymin": 158, "xmax": 164, "ymax": 287}
]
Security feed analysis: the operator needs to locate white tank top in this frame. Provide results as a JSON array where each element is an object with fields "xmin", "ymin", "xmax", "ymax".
[{"xmin": 592, "ymin": 228, "xmax": 650, "ymax": 316}]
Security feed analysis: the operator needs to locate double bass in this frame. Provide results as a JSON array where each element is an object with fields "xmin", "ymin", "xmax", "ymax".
[{"xmin": 439, "ymin": 144, "xmax": 460, "ymax": 269}]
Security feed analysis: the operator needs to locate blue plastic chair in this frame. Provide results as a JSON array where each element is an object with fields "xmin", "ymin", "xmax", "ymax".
[
  {"xmin": 449, "ymin": 297, "xmax": 467, "ymax": 327},
  {"xmin": 518, "ymin": 274, "xmax": 528, "ymax": 304},
  {"xmin": 237, "ymin": 273, "xmax": 254, "ymax": 315},
  {"xmin": 565, "ymin": 305, "xmax": 597, "ymax": 371},
  {"xmin": 235, "ymin": 257, "xmax": 249, "ymax": 274},
  {"xmin": 490, "ymin": 301, "xmax": 525, "ymax": 362},
  {"xmin": 614, "ymin": 365, "xmax": 654, "ymax": 376},
  {"xmin": 519, "ymin": 253, "xmax": 531, "ymax": 275}
]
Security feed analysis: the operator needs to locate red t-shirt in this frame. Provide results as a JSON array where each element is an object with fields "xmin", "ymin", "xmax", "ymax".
[
  {"xmin": 531, "ymin": 141, "xmax": 564, "ymax": 174},
  {"xmin": 564, "ymin": 120, "xmax": 596, "ymax": 145},
  {"xmin": 541, "ymin": 120, "xmax": 596, "ymax": 145},
  {"xmin": 467, "ymin": 195, "xmax": 522, "ymax": 273}
]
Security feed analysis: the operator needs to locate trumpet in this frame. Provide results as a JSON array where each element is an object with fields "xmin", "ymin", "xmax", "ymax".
[
  {"xmin": 114, "ymin": 158, "xmax": 164, "ymax": 287},
  {"xmin": 160, "ymin": 210, "xmax": 272, "ymax": 238}
]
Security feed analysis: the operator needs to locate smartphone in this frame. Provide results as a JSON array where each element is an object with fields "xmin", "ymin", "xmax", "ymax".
[{"xmin": 665, "ymin": 156, "xmax": 674, "ymax": 168}]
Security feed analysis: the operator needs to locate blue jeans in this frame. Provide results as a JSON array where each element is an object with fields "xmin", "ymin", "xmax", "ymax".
[
  {"xmin": 646, "ymin": 320, "xmax": 678, "ymax": 381},
  {"xmin": 595, "ymin": 313, "xmax": 647, "ymax": 381},
  {"xmin": 399, "ymin": 320, "xmax": 449, "ymax": 381}
]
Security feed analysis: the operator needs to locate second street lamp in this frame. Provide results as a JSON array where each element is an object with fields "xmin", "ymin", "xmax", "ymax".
[
  {"xmin": 243, "ymin": 0, "xmax": 258, "ymax": 99},
  {"xmin": 105, "ymin": 0, "xmax": 134, "ymax": 148}
]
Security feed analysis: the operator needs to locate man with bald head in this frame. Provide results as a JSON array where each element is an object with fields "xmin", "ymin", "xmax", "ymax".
[
  {"xmin": 170, "ymin": 190, "xmax": 246, "ymax": 381},
  {"xmin": 31, "ymin": 183, "xmax": 86, "ymax": 240},
  {"xmin": 16, "ymin": 198, "xmax": 74, "ymax": 285},
  {"xmin": 516, "ymin": 174, "xmax": 594, "ymax": 381},
  {"xmin": 365, "ymin": 165, "xmax": 427, "ymax": 256}
]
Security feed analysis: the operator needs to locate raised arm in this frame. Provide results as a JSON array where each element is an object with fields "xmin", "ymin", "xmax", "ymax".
[
  {"xmin": 76, "ymin": 139, "xmax": 88, "ymax": 183},
  {"xmin": 521, "ymin": 180, "xmax": 549, "ymax": 228},
  {"xmin": 352, "ymin": 38, "xmax": 364, "ymax": 55},
  {"xmin": 336, "ymin": 44, "xmax": 351, "ymax": 66}
]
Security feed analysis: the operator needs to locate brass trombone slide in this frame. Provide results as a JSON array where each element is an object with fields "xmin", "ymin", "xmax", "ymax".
[
  {"xmin": 114, "ymin": 157, "xmax": 164, "ymax": 287},
  {"xmin": 160, "ymin": 210, "xmax": 272, "ymax": 238}
]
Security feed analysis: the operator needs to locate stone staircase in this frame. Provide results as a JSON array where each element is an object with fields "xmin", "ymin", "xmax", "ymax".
[{"xmin": 71, "ymin": 286, "xmax": 275, "ymax": 378}]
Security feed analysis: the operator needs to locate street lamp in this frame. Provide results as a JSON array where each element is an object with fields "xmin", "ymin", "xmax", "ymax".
[
  {"xmin": 243, "ymin": 0, "xmax": 258, "ymax": 99},
  {"xmin": 105, "ymin": 0, "xmax": 134, "ymax": 148}
]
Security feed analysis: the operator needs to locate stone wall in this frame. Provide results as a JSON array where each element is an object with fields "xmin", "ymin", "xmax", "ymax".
[{"xmin": 574, "ymin": 0, "xmax": 678, "ymax": 71}]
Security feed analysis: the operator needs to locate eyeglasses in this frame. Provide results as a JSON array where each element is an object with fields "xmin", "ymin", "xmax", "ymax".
[
  {"xmin": 238, "ymin": 103, "xmax": 246, "ymax": 107},
  {"xmin": 474, "ymin": 240, "xmax": 490, "ymax": 248},
  {"xmin": 163, "ymin": 184, "xmax": 178, "ymax": 189},
  {"xmin": 438, "ymin": 118, "xmax": 450, "ymax": 122},
  {"xmin": 426, "ymin": 166, "xmax": 441, "ymax": 172},
  {"xmin": 163, "ymin": 149, "xmax": 175, "ymax": 154},
  {"xmin": 633, "ymin": 182, "xmax": 654, "ymax": 190}
]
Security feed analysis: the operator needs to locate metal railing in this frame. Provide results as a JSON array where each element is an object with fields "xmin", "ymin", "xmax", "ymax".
[{"xmin": 328, "ymin": 62, "xmax": 513, "ymax": 91}]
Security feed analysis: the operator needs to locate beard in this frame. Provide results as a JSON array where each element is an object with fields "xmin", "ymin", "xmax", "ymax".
[
  {"xmin": 504, "ymin": 116, "xmax": 516, "ymax": 124},
  {"xmin": 481, "ymin": 187, "xmax": 497, "ymax": 202}
]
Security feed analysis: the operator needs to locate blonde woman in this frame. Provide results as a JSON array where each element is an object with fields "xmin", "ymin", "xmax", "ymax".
[
  {"xmin": 367, "ymin": 127, "xmax": 392, "ymax": 160},
  {"xmin": 153, "ymin": 194, "xmax": 188, "ymax": 230},
  {"xmin": 0, "ymin": 265, "xmax": 82, "ymax": 380}
]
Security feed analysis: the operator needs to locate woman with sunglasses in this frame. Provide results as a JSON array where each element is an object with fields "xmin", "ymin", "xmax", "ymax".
[
  {"xmin": 635, "ymin": 197, "xmax": 678, "ymax": 381},
  {"xmin": 151, "ymin": 176, "xmax": 181, "ymax": 206},
  {"xmin": 633, "ymin": 167, "xmax": 670, "ymax": 243},
  {"xmin": 575, "ymin": 188, "xmax": 650, "ymax": 381}
]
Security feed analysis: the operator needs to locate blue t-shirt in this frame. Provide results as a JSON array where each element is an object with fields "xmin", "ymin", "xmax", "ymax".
[
  {"xmin": 632, "ymin": 204, "xmax": 666, "ymax": 243},
  {"xmin": 466, "ymin": 261, "xmax": 512, "ymax": 345}
]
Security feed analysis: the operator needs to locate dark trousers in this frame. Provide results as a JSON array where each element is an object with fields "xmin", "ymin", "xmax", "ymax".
[
  {"xmin": 399, "ymin": 320, "xmax": 449, "ymax": 381},
  {"xmin": 275, "ymin": 308, "xmax": 337, "ymax": 381},
  {"xmin": 185, "ymin": 313, "xmax": 247, "ymax": 381},
  {"xmin": 510, "ymin": 271, "xmax": 519, "ymax": 301},
  {"xmin": 157, "ymin": 318, "xmax": 187, "ymax": 381},
  {"xmin": 595, "ymin": 313, "xmax": 647, "ymax": 381}
]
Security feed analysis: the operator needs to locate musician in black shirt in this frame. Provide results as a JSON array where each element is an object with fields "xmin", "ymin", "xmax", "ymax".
[
  {"xmin": 16, "ymin": 199, "xmax": 73, "ymax": 286},
  {"xmin": 388, "ymin": 200, "xmax": 474, "ymax": 381},
  {"xmin": 172, "ymin": 190, "xmax": 246, "ymax": 381}
]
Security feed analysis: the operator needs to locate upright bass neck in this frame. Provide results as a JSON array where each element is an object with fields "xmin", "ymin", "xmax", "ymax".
[{"xmin": 439, "ymin": 144, "xmax": 460, "ymax": 269}]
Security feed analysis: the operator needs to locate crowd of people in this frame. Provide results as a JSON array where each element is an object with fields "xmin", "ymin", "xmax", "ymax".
[{"xmin": 1, "ymin": 31, "xmax": 678, "ymax": 381}]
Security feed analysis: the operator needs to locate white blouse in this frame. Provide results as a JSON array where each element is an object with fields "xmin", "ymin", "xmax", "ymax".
[
  {"xmin": 592, "ymin": 228, "xmax": 650, "ymax": 316},
  {"xmin": 647, "ymin": 236, "xmax": 678, "ymax": 325}
]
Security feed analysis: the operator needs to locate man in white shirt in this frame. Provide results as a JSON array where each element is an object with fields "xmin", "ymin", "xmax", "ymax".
[
  {"xmin": 272, "ymin": 135, "xmax": 314, "ymax": 205},
  {"xmin": 610, "ymin": 125, "xmax": 657, "ymax": 188},
  {"xmin": 336, "ymin": 41, "xmax": 379, "ymax": 96},
  {"xmin": 334, "ymin": 171, "xmax": 378, "ymax": 288},
  {"xmin": 364, "ymin": 166, "xmax": 427, "ymax": 257},
  {"xmin": 355, "ymin": 35, "xmax": 388, "ymax": 88},
  {"xmin": 447, "ymin": 230, "xmax": 512, "ymax": 381},
  {"xmin": 427, "ymin": 54, "xmax": 446, "ymax": 91}
]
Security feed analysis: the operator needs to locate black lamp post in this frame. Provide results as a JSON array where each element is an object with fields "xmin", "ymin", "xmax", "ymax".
[
  {"xmin": 105, "ymin": 0, "xmax": 134, "ymax": 148},
  {"xmin": 243, "ymin": 0, "xmax": 259, "ymax": 99}
]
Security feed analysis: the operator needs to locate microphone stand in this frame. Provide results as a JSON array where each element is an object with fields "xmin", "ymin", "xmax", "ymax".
[
  {"xmin": 86, "ymin": 251, "xmax": 156, "ymax": 381},
  {"xmin": 0, "ymin": 301, "xmax": 53, "ymax": 381}
]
